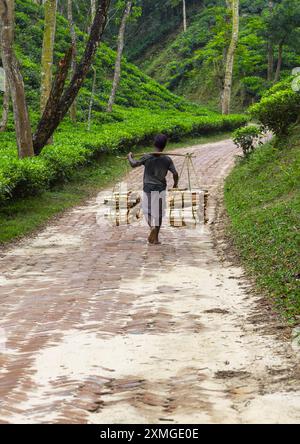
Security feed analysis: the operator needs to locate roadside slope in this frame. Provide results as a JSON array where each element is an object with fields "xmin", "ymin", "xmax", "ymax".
[{"xmin": 225, "ymin": 127, "xmax": 300, "ymax": 322}]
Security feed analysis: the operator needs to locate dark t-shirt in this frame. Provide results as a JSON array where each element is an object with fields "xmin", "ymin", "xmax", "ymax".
[{"xmin": 137, "ymin": 154, "xmax": 177, "ymax": 192}]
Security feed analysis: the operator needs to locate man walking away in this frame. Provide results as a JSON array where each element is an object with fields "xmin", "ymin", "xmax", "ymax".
[{"xmin": 128, "ymin": 134, "xmax": 179, "ymax": 244}]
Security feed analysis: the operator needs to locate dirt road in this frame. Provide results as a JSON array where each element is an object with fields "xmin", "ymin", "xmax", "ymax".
[{"xmin": 0, "ymin": 139, "xmax": 299, "ymax": 424}]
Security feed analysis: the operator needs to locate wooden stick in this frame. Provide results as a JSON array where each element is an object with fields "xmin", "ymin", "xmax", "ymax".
[{"xmin": 119, "ymin": 152, "xmax": 196, "ymax": 160}]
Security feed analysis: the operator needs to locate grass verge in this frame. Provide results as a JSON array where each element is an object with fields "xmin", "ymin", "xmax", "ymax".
[
  {"xmin": 0, "ymin": 132, "xmax": 231, "ymax": 246},
  {"xmin": 224, "ymin": 128, "xmax": 300, "ymax": 323}
]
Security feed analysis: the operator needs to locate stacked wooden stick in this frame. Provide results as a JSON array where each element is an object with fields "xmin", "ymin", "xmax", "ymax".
[
  {"xmin": 105, "ymin": 151, "xmax": 209, "ymax": 228},
  {"xmin": 104, "ymin": 189, "xmax": 141, "ymax": 226},
  {"xmin": 168, "ymin": 189, "xmax": 206, "ymax": 228}
]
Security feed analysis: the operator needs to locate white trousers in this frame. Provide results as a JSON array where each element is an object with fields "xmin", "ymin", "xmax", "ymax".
[{"xmin": 142, "ymin": 191, "xmax": 167, "ymax": 227}]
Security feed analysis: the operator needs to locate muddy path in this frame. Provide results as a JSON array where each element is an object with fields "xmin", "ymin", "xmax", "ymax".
[{"xmin": 0, "ymin": 139, "xmax": 299, "ymax": 424}]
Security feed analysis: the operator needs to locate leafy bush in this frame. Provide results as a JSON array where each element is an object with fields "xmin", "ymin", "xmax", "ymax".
[
  {"xmin": 249, "ymin": 79, "xmax": 300, "ymax": 135},
  {"xmin": 233, "ymin": 125, "xmax": 264, "ymax": 157}
]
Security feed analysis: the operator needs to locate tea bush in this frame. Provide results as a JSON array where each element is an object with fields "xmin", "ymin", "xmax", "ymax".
[
  {"xmin": 249, "ymin": 78, "xmax": 300, "ymax": 135},
  {"xmin": 0, "ymin": 109, "xmax": 247, "ymax": 205},
  {"xmin": 233, "ymin": 125, "xmax": 264, "ymax": 157}
]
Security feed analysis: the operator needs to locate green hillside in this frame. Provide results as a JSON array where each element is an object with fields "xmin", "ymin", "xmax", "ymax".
[
  {"xmin": 125, "ymin": 0, "xmax": 300, "ymax": 111},
  {"xmin": 15, "ymin": 0, "xmax": 198, "ymax": 115}
]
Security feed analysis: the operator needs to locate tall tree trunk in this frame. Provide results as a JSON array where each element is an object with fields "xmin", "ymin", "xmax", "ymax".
[
  {"xmin": 67, "ymin": 0, "xmax": 77, "ymax": 122},
  {"xmin": 91, "ymin": 0, "xmax": 96, "ymax": 21},
  {"xmin": 89, "ymin": 0, "xmax": 96, "ymax": 32},
  {"xmin": 0, "ymin": 0, "xmax": 34, "ymax": 158},
  {"xmin": 0, "ymin": 72, "xmax": 10, "ymax": 132},
  {"xmin": 274, "ymin": 42, "xmax": 283, "ymax": 82},
  {"xmin": 222, "ymin": 0, "xmax": 239, "ymax": 115},
  {"xmin": 40, "ymin": 0, "xmax": 57, "ymax": 115},
  {"xmin": 33, "ymin": 0, "xmax": 111, "ymax": 154},
  {"xmin": 107, "ymin": 0, "xmax": 132, "ymax": 113},
  {"xmin": 183, "ymin": 0, "xmax": 187, "ymax": 32},
  {"xmin": 87, "ymin": 0, "xmax": 97, "ymax": 127}
]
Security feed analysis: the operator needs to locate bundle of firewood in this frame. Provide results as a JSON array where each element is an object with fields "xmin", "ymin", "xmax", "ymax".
[
  {"xmin": 106, "ymin": 205, "xmax": 141, "ymax": 226},
  {"xmin": 168, "ymin": 189, "xmax": 207, "ymax": 228},
  {"xmin": 104, "ymin": 191, "xmax": 140, "ymax": 209},
  {"xmin": 104, "ymin": 189, "xmax": 141, "ymax": 226},
  {"xmin": 169, "ymin": 190, "xmax": 202, "ymax": 209}
]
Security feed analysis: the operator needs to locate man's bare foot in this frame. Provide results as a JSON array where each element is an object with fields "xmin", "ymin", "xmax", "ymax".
[
  {"xmin": 148, "ymin": 228, "xmax": 156, "ymax": 244},
  {"xmin": 152, "ymin": 227, "xmax": 161, "ymax": 245}
]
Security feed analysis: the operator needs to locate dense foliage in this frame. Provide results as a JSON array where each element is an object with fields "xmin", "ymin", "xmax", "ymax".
[
  {"xmin": 13, "ymin": 0, "xmax": 195, "ymax": 113},
  {"xmin": 126, "ymin": 0, "xmax": 300, "ymax": 110}
]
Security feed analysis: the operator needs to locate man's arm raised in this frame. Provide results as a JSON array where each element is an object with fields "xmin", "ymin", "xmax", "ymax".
[{"xmin": 127, "ymin": 152, "xmax": 143, "ymax": 168}]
